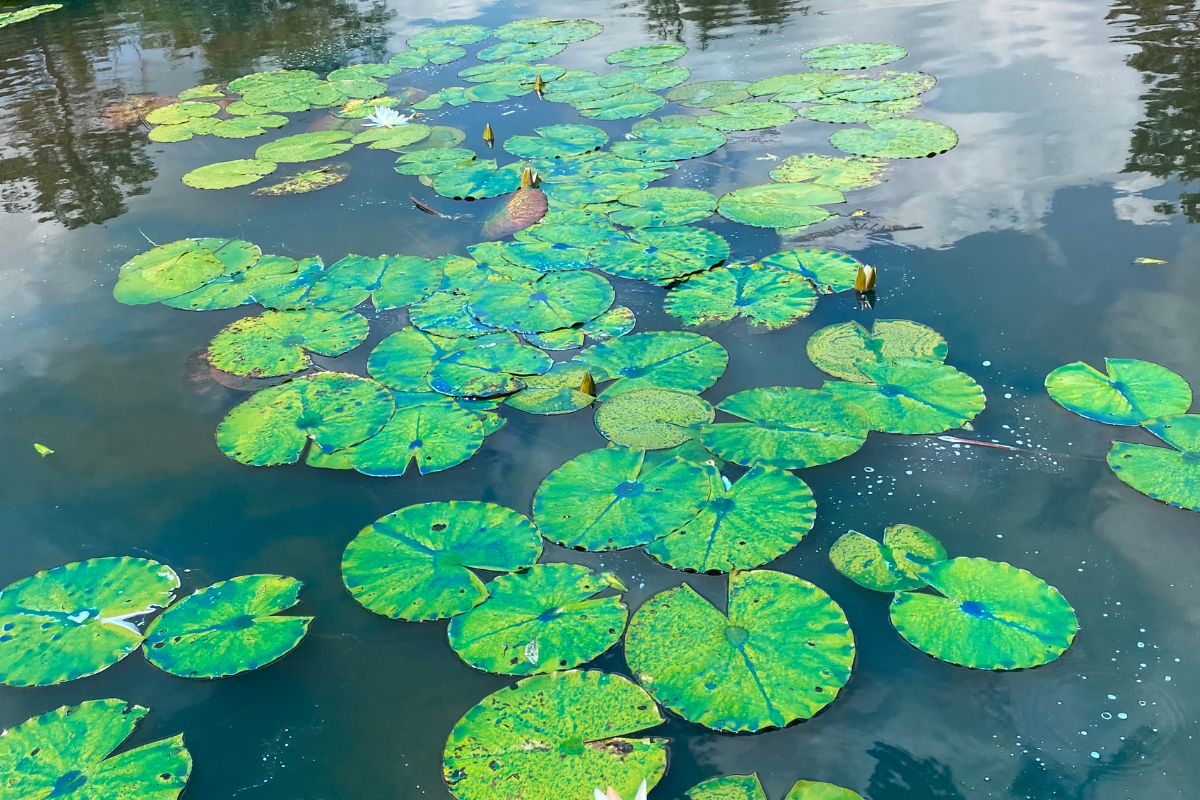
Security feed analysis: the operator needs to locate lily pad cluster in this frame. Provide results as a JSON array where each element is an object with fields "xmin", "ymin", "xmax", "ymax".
[
  {"xmin": 829, "ymin": 525, "xmax": 1079, "ymax": 670},
  {"xmin": 0, "ymin": 556, "xmax": 311, "ymax": 686},
  {"xmin": 1045, "ymin": 358, "xmax": 1198, "ymax": 511}
]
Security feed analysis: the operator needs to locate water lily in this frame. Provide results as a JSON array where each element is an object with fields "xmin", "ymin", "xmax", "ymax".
[
  {"xmin": 594, "ymin": 780, "xmax": 647, "ymax": 800},
  {"xmin": 363, "ymin": 106, "xmax": 411, "ymax": 128}
]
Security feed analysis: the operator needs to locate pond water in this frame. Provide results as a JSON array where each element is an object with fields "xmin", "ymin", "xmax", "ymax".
[{"xmin": 1, "ymin": 0, "xmax": 1198, "ymax": 798}]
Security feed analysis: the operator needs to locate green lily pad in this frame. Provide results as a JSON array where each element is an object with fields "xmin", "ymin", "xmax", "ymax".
[
  {"xmin": 746, "ymin": 73, "xmax": 841, "ymax": 100},
  {"xmin": 412, "ymin": 87, "xmax": 471, "ymax": 110},
  {"xmin": 327, "ymin": 77, "xmax": 387, "ymax": 99},
  {"xmin": 611, "ymin": 118, "xmax": 728, "ymax": 161},
  {"xmin": 228, "ymin": 68, "xmax": 321, "ymax": 94},
  {"xmin": 162, "ymin": 254, "xmax": 300, "ymax": 311},
  {"xmin": 148, "ymin": 117, "xmax": 221, "ymax": 142},
  {"xmin": 665, "ymin": 263, "xmax": 819, "ymax": 330},
  {"xmin": 801, "ymin": 42, "xmax": 908, "ymax": 70},
  {"xmin": 215, "ymin": 372, "xmax": 394, "ymax": 466},
  {"xmin": 807, "ymin": 319, "xmax": 948, "ymax": 381},
  {"xmin": 823, "ymin": 71, "xmax": 936, "ymax": 102},
  {"xmin": 830, "ymin": 118, "xmax": 957, "ymax": 158},
  {"xmin": 448, "ymin": 564, "xmax": 627, "ymax": 675},
  {"xmin": 607, "ymin": 44, "xmax": 688, "ymax": 67},
  {"xmin": 252, "ymin": 164, "xmax": 349, "ymax": 196},
  {"xmin": 700, "ymin": 386, "xmax": 870, "ymax": 468},
  {"xmin": 401, "ymin": 125, "xmax": 467, "ymax": 152},
  {"xmin": 504, "ymin": 125, "xmax": 609, "ymax": 159},
  {"xmin": 206, "ymin": 310, "xmax": 368, "ymax": 378},
  {"xmin": 576, "ymin": 90, "xmax": 667, "ymax": 121},
  {"xmin": 666, "ymin": 80, "xmax": 751, "ymax": 108},
  {"xmin": 463, "ymin": 81, "xmax": 536, "ymax": 102},
  {"xmin": 686, "ymin": 774, "xmax": 768, "ymax": 800},
  {"xmin": 427, "ymin": 339, "xmax": 553, "ymax": 397},
  {"xmin": 493, "ymin": 17, "xmax": 603, "ymax": 44},
  {"xmin": 336, "ymin": 95, "xmax": 410, "ymax": 117},
  {"xmin": 337, "ymin": 397, "xmax": 488, "ymax": 476},
  {"xmin": 1045, "ymin": 358, "xmax": 1192, "ymax": 425},
  {"xmin": 367, "ymin": 328, "xmax": 515, "ymax": 391},
  {"xmin": 407, "ymin": 24, "xmax": 491, "ymax": 47},
  {"xmin": 504, "ymin": 361, "xmax": 597, "ymax": 415},
  {"xmin": 395, "ymin": 147, "xmax": 477, "ymax": 175},
  {"xmin": 410, "ymin": 290, "xmax": 501, "ymax": 337},
  {"xmin": 824, "ymin": 361, "xmax": 986, "ymax": 434},
  {"xmin": 0, "ymin": 4, "xmax": 63, "ymax": 28},
  {"xmin": 533, "ymin": 446, "xmax": 713, "ymax": 550},
  {"xmin": 328, "ymin": 63, "xmax": 399, "ymax": 81},
  {"xmin": 209, "ymin": 114, "xmax": 289, "ymax": 139},
  {"xmin": 478, "ymin": 40, "xmax": 566, "ymax": 62},
  {"xmin": 142, "ymin": 574, "xmax": 311, "ymax": 678},
  {"xmin": 542, "ymin": 174, "xmax": 651, "ymax": 206},
  {"xmin": 599, "ymin": 66, "xmax": 691, "ymax": 92},
  {"xmin": 718, "ymin": 183, "xmax": 845, "ymax": 228},
  {"xmin": 145, "ymin": 101, "xmax": 220, "ymax": 125},
  {"xmin": 254, "ymin": 131, "xmax": 353, "ymax": 163},
  {"xmin": 698, "ymin": 101, "xmax": 797, "ymax": 131},
  {"xmin": 525, "ymin": 327, "xmax": 585, "ymax": 350},
  {"xmin": 890, "ymin": 557, "xmax": 1079, "ymax": 670},
  {"xmin": 458, "ymin": 61, "xmax": 565, "ymax": 83},
  {"xmin": 0, "ymin": 557, "xmax": 179, "ymax": 687},
  {"xmin": 770, "ymin": 154, "xmax": 889, "ymax": 191},
  {"xmin": 595, "ymin": 388, "xmax": 715, "ymax": 449},
  {"xmin": 433, "ymin": 159, "xmax": 526, "ymax": 200},
  {"xmin": 625, "ymin": 569, "xmax": 855, "ymax": 732},
  {"xmin": 351, "ymin": 123, "xmax": 431, "ymax": 151},
  {"xmin": 388, "ymin": 44, "xmax": 467, "ymax": 68},
  {"xmin": 645, "ymin": 466, "xmax": 816, "ymax": 573},
  {"xmin": 0, "ymin": 700, "xmax": 191, "ymax": 800},
  {"xmin": 800, "ymin": 97, "xmax": 923, "ymax": 124},
  {"xmin": 113, "ymin": 237, "xmax": 261, "ymax": 305},
  {"xmin": 254, "ymin": 253, "xmax": 387, "ymax": 311},
  {"xmin": 238, "ymin": 81, "xmax": 343, "ymax": 113},
  {"xmin": 594, "ymin": 226, "xmax": 731, "ymax": 284},
  {"xmin": 224, "ymin": 100, "xmax": 270, "ymax": 115},
  {"xmin": 371, "ymin": 255, "xmax": 444, "ymax": 309},
  {"xmin": 584, "ymin": 305, "xmax": 636, "ymax": 341},
  {"xmin": 829, "ymin": 525, "xmax": 947, "ymax": 591},
  {"xmin": 610, "ymin": 187, "xmax": 716, "ymax": 227},
  {"xmin": 341, "ymin": 501, "xmax": 542, "ymax": 621},
  {"xmin": 469, "ymin": 271, "xmax": 614, "ymax": 334},
  {"xmin": 443, "ymin": 669, "xmax": 665, "ymax": 800},
  {"xmin": 1108, "ymin": 414, "xmax": 1200, "ymax": 512},
  {"xmin": 757, "ymin": 248, "xmax": 862, "ymax": 293},
  {"xmin": 182, "ymin": 158, "xmax": 278, "ymax": 189},
  {"xmin": 574, "ymin": 330, "xmax": 729, "ymax": 400}
]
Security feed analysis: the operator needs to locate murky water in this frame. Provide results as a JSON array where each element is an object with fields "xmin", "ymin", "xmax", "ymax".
[{"xmin": 2, "ymin": 0, "xmax": 1198, "ymax": 798}]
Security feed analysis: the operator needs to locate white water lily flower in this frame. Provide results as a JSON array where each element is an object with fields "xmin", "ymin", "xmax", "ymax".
[
  {"xmin": 363, "ymin": 106, "xmax": 410, "ymax": 128},
  {"xmin": 594, "ymin": 780, "xmax": 648, "ymax": 800}
]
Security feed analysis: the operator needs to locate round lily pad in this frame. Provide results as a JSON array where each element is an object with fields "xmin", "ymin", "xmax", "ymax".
[
  {"xmin": 113, "ymin": 237, "xmax": 261, "ymax": 305},
  {"xmin": 611, "ymin": 118, "xmax": 727, "ymax": 161},
  {"xmin": 610, "ymin": 187, "xmax": 716, "ymax": 227},
  {"xmin": 339, "ymin": 399, "xmax": 487, "ymax": 476},
  {"xmin": 433, "ymin": 159, "xmax": 526, "ymax": 200},
  {"xmin": 1045, "ymin": 358, "xmax": 1192, "ymax": 425},
  {"xmin": 228, "ymin": 68, "xmax": 321, "ymax": 94},
  {"xmin": 351, "ymin": 123, "xmax": 431, "ymax": 151},
  {"xmin": 665, "ymin": 263, "xmax": 819, "ymax": 330},
  {"xmin": 666, "ymin": 80, "xmax": 750, "ymax": 108},
  {"xmin": 645, "ymin": 466, "xmax": 816, "ymax": 573},
  {"xmin": 594, "ymin": 226, "xmax": 731, "ymax": 284},
  {"xmin": 142, "ymin": 574, "xmax": 311, "ymax": 679},
  {"xmin": 469, "ymin": 271, "xmax": 615, "ymax": 334},
  {"xmin": 395, "ymin": 147, "xmax": 477, "ymax": 176},
  {"xmin": 829, "ymin": 525, "xmax": 947, "ymax": 592},
  {"xmin": 163, "ymin": 254, "xmax": 301, "ymax": 311},
  {"xmin": 255, "ymin": 131, "xmax": 354, "ymax": 163},
  {"xmin": 769, "ymin": 154, "xmax": 889, "ymax": 191},
  {"xmin": 182, "ymin": 158, "xmax": 278, "ymax": 189},
  {"xmin": 463, "ymin": 80, "xmax": 535, "ymax": 102},
  {"xmin": 328, "ymin": 63, "xmax": 398, "ymax": 81},
  {"xmin": 493, "ymin": 17, "xmax": 603, "ymax": 44},
  {"xmin": 145, "ymin": 101, "xmax": 219, "ymax": 125},
  {"xmin": 824, "ymin": 361, "xmax": 986, "ymax": 434},
  {"xmin": 206, "ymin": 310, "xmax": 368, "ymax": 378},
  {"xmin": 0, "ymin": 557, "xmax": 180, "ymax": 687},
  {"xmin": 686, "ymin": 774, "xmax": 768, "ymax": 800},
  {"xmin": 373, "ymin": 255, "xmax": 444, "ymax": 309},
  {"xmin": 252, "ymin": 253, "xmax": 385, "ymax": 311},
  {"xmin": 584, "ymin": 305, "xmax": 636, "ymax": 341},
  {"xmin": 1108, "ymin": 414, "xmax": 1200, "ymax": 512},
  {"xmin": 407, "ymin": 24, "xmax": 490, "ymax": 47},
  {"xmin": 367, "ymin": 328, "xmax": 515, "ymax": 391},
  {"xmin": 525, "ymin": 327, "xmax": 585, "ymax": 350},
  {"xmin": 577, "ymin": 89, "xmax": 666, "ymax": 120},
  {"xmin": 890, "ymin": 557, "xmax": 1079, "ymax": 670},
  {"xmin": 533, "ymin": 446, "xmax": 712, "ymax": 550},
  {"xmin": 607, "ymin": 44, "xmax": 688, "ymax": 67},
  {"xmin": 823, "ymin": 71, "xmax": 935, "ymax": 102},
  {"xmin": 574, "ymin": 331, "xmax": 729, "ymax": 401},
  {"xmin": 718, "ymin": 183, "xmax": 845, "ymax": 228},
  {"xmin": 427, "ymin": 339, "xmax": 553, "ymax": 397},
  {"xmin": 698, "ymin": 101, "xmax": 797, "ymax": 131},
  {"xmin": 800, "ymin": 97, "xmax": 922, "ymax": 124},
  {"xmin": 209, "ymin": 114, "xmax": 289, "ymax": 139},
  {"xmin": 807, "ymin": 319, "xmax": 947, "ymax": 381},
  {"xmin": 700, "ymin": 386, "xmax": 870, "ymax": 468},
  {"xmin": 215, "ymin": 372, "xmax": 394, "ymax": 466},
  {"xmin": 0, "ymin": 699, "xmax": 191, "ymax": 800},
  {"xmin": 388, "ymin": 44, "xmax": 467, "ymax": 68},
  {"xmin": 342, "ymin": 502, "xmax": 541, "ymax": 621},
  {"xmin": 478, "ymin": 40, "xmax": 566, "ymax": 62},
  {"xmin": 595, "ymin": 388, "xmax": 715, "ymax": 449},
  {"xmin": 443, "ymin": 669, "xmax": 665, "ymax": 800},
  {"xmin": 504, "ymin": 361, "xmax": 597, "ymax": 415},
  {"xmin": 830, "ymin": 118, "xmax": 957, "ymax": 159},
  {"xmin": 599, "ymin": 66, "xmax": 691, "ymax": 92},
  {"xmin": 410, "ymin": 290, "xmax": 502, "ymax": 337},
  {"xmin": 504, "ymin": 125, "xmax": 608, "ymax": 159},
  {"xmin": 801, "ymin": 42, "xmax": 908, "ymax": 70},
  {"xmin": 625, "ymin": 569, "xmax": 855, "ymax": 732},
  {"xmin": 448, "ymin": 564, "xmax": 627, "ymax": 675}
]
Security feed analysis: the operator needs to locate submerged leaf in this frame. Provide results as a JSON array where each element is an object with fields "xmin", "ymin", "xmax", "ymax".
[
  {"xmin": 252, "ymin": 164, "xmax": 348, "ymax": 195},
  {"xmin": 1045, "ymin": 358, "xmax": 1192, "ymax": 425},
  {"xmin": 1108, "ymin": 414, "xmax": 1200, "ymax": 512},
  {"xmin": 829, "ymin": 525, "xmax": 947, "ymax": 592}
]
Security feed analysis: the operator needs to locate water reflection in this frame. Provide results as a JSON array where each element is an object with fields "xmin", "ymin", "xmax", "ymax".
[
  {"xmin": 621, "ymin": 0, "xmax": 810, "ymax": 46},
  {"xmin": 866, "ymin": 743, "xmax": 965, "ymax": 800}
]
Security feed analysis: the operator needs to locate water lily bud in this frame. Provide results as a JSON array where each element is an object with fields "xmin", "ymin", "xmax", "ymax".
[{"xmin": 854, "ymin": 265, "xmax": 876, "ymax": 292}]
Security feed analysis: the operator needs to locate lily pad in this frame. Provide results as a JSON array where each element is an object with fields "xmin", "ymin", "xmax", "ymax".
[
  {"xmin": 163, "ymin": 254, "xmax": 301, "ymax": 311},
  {"xmin": 610, "ymin": 187, "xmax": 716, "ymax": 227},
  {"xmin": 255, "ymin": 131, "xmax": 354, "ymax": 163},
  {"xmin": 442, "ymin": 669, "xmax": 666, "ymax": 800},
  {"xmin": 504, "ymin": 125, "xmax": 609, "ymax": 159},
  {"xmin": 145, "ymin": 101, "xmax": 220, "ymax": 125},
  {"xmin": 1044, "ymin": 358, "xmax": 1192, "ymax": 425},
  {"xmin": 0, "ymin": 4, "xmax": 63, "ymax": 28},
  {"xmin": 493, "ymin": 17, "xmax": 604, "ymax": 44},
  {"xmin": 525, "ymin": 327, "xmax": 585, "ymax": 350},
  {"xmin": 210, "ymin": 114, "xmax": 289, "ymax": 139},
  {"xmin": 372, "ymin": 255, "xmax": 444, "ymax": 309},
  {"xmin": 0, "ymin": 700, "xmax": 191, "ymax": 800},
  {"xmin": 686, "ymin": 774, "xmax": 768, "ymax": 800},
  {"xmin": 584, "ymin": 305, "xmax": 636, "ymax": 341},
  {"xmin": 800, "ymin": 97, "xmax": 922, "ymax": 124},
  {"xmin": 328, "ymin": 63, "xmax": 399, "ymax": 81},
  {"xmin": 574, "ymin": 331, "xmax": 729, "ymax": 400},
  {"xmin": 469, "ymin": 271, "xmax": 615, "ymax": 334},
  {"xmin": 401, "ymin": 125, "xmax": 467, "ymax": 152},
  {"xmin": 758, "ymin": 248, "xmax": 862, "ymax": 293},
  {"xmin": 718, "ymin": 183, "xmax": 844, "ymax": 228},
  {"xmin": 463, "ymin": 80, "xmax": 535, "ymax": 102},
  {"xmin": 607, "ymin": 44, "xmax": 688, "ymax": 67},
  {"xmin": 433, "ymin": 159, "xmax": 526, "ymax": 200},
  {"xmin": 625, "ymin": 569, "xmax": 855, "ymax": 732},
  {"xmin": 666, "ymin": 80, "xmax": 751, "ymax": 108},
  {"xmin": 824, "ymin": 71, "xmax": 936, "ymax": 102},
  {"xmin": 747, "ymin": 73, "xmax": 841, "ymax": 100},
  {"xmin": 807, "ymin": 319, "xmax": 947, "ymax": 382},
  {"xmin": 824, "ymin": 361, "xmax": 986, "ymax": 434},
  {"xmin": 253, "ymin": 164, "xmax": 349, "ymax": 195},
  {"xmin": 206, "ymin": 309, "xmax": 368, "ymax": 378},
  {"xmin": 533, "ymin": 446, "xmax": 713, "ymax": 550},
  {"xmin": 412, "ymin": 87, "xmax": 471, "ymax": 109},
  {"xmin": 395, "ymin": 147, "xmax": 477, "ymax": 175},
  {"xmin": 829, "ymin": 525, "xmax": 947, "ymax": 591},
  {"xmin": 459, "ymin": 62, "xmax": 565, "ymax": 84},
  {"xmin": 770, "ymin": 154, "xmax": 889, "ymax": 191},
  {"xmin": 407, "ymin": 24, "xmax": 491, "ymax": 47},
  {"xmin": 182, "ymin": 158, "xmax": 277, "ymax": 189},
  {"xmin": 665, "ymin": 263, "xmax": 818, "ymax": 330},
  {"xmin": 577, "ymin": 90, "xmax": 666, "ymax": 120},
  {"xmin": 142, "ymin": 575, "xmax": 311, "ymax": 679},
  {"xmin": 645, "ymin": 466, "xmax": 816, "ymax": 573},
  {"xmin": 215, "ymin": 372, "xmax": 394, "ymax": 466},
  {"xmin": 889, "ymin": 557, "xmax": 1079, "ymax": 670},
  {"xmin": 113, "ymin": 237, "xmax": 261, "ymax": 305},
  {"xmin": 0, "ymin": 557, "xmax": 179, "ymax": 687},
  {"xmin": 611, "ymin": 118, "xmax": 728, "ymax": 162},
  {"xmin": 1108, "ymin": 414, "xmax": 1200, "ymax": 512},
  {"xmin": 700, "ymin": 386, "xmax": 870, "ymax": 468},
  {"xmin": 448, "ymin": 248, "xmax": 540, "ymax": 289},
  {"xmin": 698, "ymin": 101, "xmax": 797, "ymax": 131},
  {"xmin": 338, "ymin": 398, "xmax": 488, "ymax": 476},
  {"xmin": 255, "ymin": 253, "xmax": 387, "ymax": 311},
  {"xmin": 388, "ymin": 44, "xmax": 467, "ymax": 68},
  {"xmin": 504, "ymin": 361, "xmax": 597, "ymax": 415},
  {"xmin": 478, "ymin": 40, "xmax": 566, "ymax": 62},
  {"xmin": 367, "ymin": 328, "xmax": 515, "ymax": 391},
  {"xmin": 427, "ymin": 339, "xmax": 553, "ymax": 397},
  {"xmin": 801, "ymin": 42, "xmax": 908, "ymax": 70},
  {"xmin": 599, "ymin": 66, "xmax": 691, "ymax": 92},
  {"xmin": 351, "ymin": 123, "xmax": 431, "ymax": 150},
  {"xmin": 830, "ymin": 118, "xmax": 957, "ymax": 158},
  {"xmin": 341, "ymin": 501, "xmax": 542, "ymax": 621},
  {"xmin": 448, "ymin": 564, "xmax": 628, "ymax": 675},
  {"xmin": 148, "ymin": 117, "xmax": 220, "ymax": 142},
  {"xmin": 594, "ymin": 226, "xmax": 731, "ymax": 284},
  {"xmin": 595, "ymin": 388, "xmax": 715, "ymax": 449},
  {"xmin": 228, "ymin": 68, "xmax": 321, "ymax": 94},
  {"xmin": 410, "ymin": 290, "xmax": 502, "ymax": 337}
]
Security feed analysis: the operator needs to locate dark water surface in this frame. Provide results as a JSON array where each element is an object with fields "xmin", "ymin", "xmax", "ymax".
[{"xmin": 1, "ymin": 0, "xmax": 1198, "ymax": 798}]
